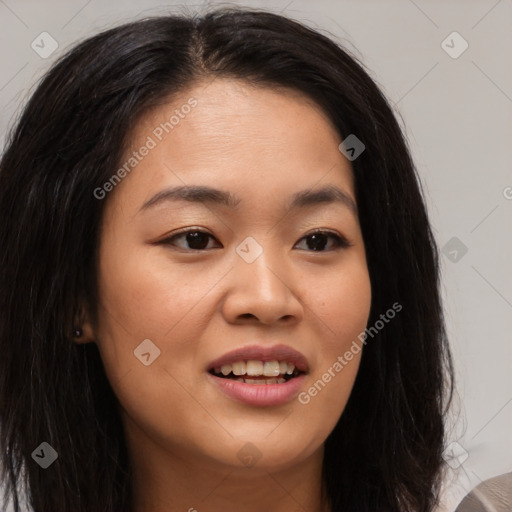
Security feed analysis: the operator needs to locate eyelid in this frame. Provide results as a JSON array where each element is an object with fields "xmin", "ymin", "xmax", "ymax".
[{"xmin": 167, "ymin": 226, "xmax": 214, "ymax": 237}]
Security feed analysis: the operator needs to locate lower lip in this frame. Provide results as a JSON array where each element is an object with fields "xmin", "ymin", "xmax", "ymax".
[{"xmin": 207, "ymin": 373, "xmax": 307, "ymax": 406}]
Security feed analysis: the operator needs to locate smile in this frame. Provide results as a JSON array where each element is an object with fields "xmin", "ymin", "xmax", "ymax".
[{"xmin": 206, "ymin": 345, "xmax": 309, "ymax": 406}]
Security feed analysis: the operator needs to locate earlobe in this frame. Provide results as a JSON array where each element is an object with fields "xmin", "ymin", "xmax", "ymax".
[
  {"xmin": 73, "ymin": 327, "xmax": 83, "ymax": 338},
  {"xmin": 72, "ymin": 307, "xmax": 96, "ymax": 344},
  {"xmin": 72, "ymin": 322, "xmax": 96, "ymax": 343}
]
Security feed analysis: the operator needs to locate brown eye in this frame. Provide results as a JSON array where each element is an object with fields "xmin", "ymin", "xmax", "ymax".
[
  {"xmin": 163, "ymin": 230, "xmax": 221, "ymax": 251},
  {"xmin": 294, "ymin": 231, "xmax": 351, "ymax": 252}
]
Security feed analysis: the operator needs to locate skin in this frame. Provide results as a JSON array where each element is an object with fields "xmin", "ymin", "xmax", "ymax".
[{"xmin": 78, "ymin": 78, "xmax": 372, "ymax": 512}]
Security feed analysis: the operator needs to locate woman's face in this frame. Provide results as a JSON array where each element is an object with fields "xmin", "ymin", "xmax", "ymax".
[{"xmin": 91, "ymin": 78, "xmax": 372, "ymax": 472}]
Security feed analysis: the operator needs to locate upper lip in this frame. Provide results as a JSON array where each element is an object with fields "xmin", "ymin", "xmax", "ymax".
[{"xmin": 207, "ymin": 344, "xmax": 309, "ymax": 373}]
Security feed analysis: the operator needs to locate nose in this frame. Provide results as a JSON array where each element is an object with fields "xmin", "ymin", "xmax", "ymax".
[{"xmin": 221, "ymin": 248, "xmax": 304, "ymax": 326}]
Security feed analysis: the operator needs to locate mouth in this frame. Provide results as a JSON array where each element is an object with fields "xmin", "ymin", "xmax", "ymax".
[{"xmin": 206, "ymin": 345, "xmax": 309, "ymax": 406}]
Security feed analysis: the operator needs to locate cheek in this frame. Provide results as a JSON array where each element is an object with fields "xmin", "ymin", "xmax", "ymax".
[
  {"xmin": 96, "ymin": 246, "xmax": 217, "ymax": 338},
  {"xmin": 93, "ymin": 246, "xmax": 193, "ymax": 384},
  {"xmin": 296, "ymin": 260, "xmax": 371, "ymax": 429},
  {"xmin": 307, "ymin": 257, "xmax": 372, "ymax": 348},
  {"xmin": 92, "ymin": 248, "xmax": 214, "ymax": 444},
  {"xmin": 294, "ymin": 353, "xmax": 361, "ymax": 452}
]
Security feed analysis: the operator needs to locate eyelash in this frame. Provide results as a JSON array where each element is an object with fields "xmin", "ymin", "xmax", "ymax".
[{"xmin": 159, "ymin": 228, "xmax": 352, "ymax": 253}]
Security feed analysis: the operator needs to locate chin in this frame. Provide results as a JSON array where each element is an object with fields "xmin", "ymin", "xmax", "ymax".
[{"xmin": 201, "ymin": 431, "xmax": 322, "ymax": 472}]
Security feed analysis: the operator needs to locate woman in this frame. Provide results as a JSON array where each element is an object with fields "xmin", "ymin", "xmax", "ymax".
[{"xmin": 0, "ymin": 7, "xmax": 454, "ymax": 512}]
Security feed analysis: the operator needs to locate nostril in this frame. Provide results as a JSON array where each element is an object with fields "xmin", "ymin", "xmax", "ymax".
[{"xmin": 239, "ymin": 313, "xmax": 256, "ymax": 320}]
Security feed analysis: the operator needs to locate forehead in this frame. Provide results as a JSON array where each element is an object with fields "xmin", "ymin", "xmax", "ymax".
[{"xmin": 108, "ymin": 78, "xmax": 355, "ymax": 215}]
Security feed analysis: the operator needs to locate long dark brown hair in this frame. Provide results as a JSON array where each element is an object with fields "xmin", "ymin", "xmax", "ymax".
[{"xmin": 0, "ymin": 7, "xmax": 453, "ymax": 512}]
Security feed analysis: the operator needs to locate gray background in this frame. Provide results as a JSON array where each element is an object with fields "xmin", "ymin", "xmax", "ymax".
[{"xmin": 1, "ymin": 1, "xmax": 511, "ymax": 510}]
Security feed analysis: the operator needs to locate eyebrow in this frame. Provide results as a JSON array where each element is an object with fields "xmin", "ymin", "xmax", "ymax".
[{"xmin": 139, "ymin": 184, "xmax": 357, "ymax": 215}]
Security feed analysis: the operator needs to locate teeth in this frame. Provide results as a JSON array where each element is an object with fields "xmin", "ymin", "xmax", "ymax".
[
  {"xmin": 263, "ymin": 360, "xmax": 280, "ymax": 377},
  {"xmin": 232, "ymin": 361, "xmax": 246, "ymax": 376},
  {"xmin": 246, "ymin": 360, "xmax": 264, "ymax": 376},
  {"xmin": 212, "ymin": 360, "xmax": 300, "ymax": 378},
  {"xmin": 245, "ymin": 378, "xmax": 264, "ymax": 385},
  {"xmin": 229, "ymin": 377, "xmax": 287, "ymax": 384}
]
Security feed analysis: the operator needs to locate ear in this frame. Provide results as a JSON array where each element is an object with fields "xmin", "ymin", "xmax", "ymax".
[{"xmin": 72, "ymin": 306, "xmax": 96, "ymax": 344}]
